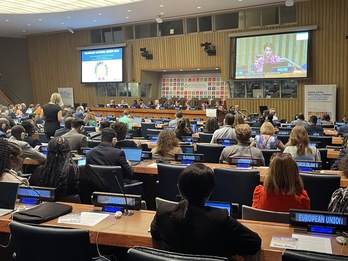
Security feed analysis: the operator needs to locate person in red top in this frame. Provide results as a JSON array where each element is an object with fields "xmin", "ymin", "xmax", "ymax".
[{"xmin": 252, "ymin": 153, "xmax": 310, "ymax": 212}]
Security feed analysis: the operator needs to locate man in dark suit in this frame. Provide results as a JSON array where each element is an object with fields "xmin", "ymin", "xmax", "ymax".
[
  {"xmin": 62, "ymin": 118, "xmax": 87, "ymax": 153},
  {"xmin": 0, "ymin": 106, "xmax": 15, "ymax": 127},
  {"xmin": 304, "ymin": 115, "xmax": 323, "ymax": 134},
  {"xmin": 54, "ymin": 117, "xmax": 73, "ymax": 137},
  {"xmin": 86, "ymin": 128, "xmax": 134, "ymax": 181}
]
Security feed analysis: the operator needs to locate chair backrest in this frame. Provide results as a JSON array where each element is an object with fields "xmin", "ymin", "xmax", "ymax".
[
  {"xmin": 300, "ymin": 173, "xmax": 340, "ymax": 211},
  {"xmin": 309, "ymin": 136, "xmax": 332, "ymax": 148},
  {"xmin": 157, "ymin": 164, "xmax": 187, "ymax": 201},
  {"xmin": 87, "ymin": 140, "xmax": 101, "ymax": 148},
  {"xmin": 282, "ymin": 249, "xmax": 348, "ymax": 261},
  {"xmin": 141, "ymin": 122, "xmax": 156, "ymax": 138},
  {"xmin": 196, "ymin": 144, "xmax": 225, "ymax": 163},
  {"xmin": 128, "ymin": 246, "xmax": 228, "ymax": 261},
  {"xmin": 213, "ymin": 168, "xmax": 260, "ymax": 218},
  {"xmin": 276, "ymin": 134, "xmax": 290, "ymax": 144},
  {"xmin": 261, "ymin": 149, "xmax": 280, "ymax": 166},
  {"xmin": 84, "ymin": 126, "xmax": 96, "ymax": 133},
  {"xmin": 39, "ymin": 132, "xmax": 50, "ymax": 143},
  {"xmin": 198, "ymin": 133, "xmax": 213, "ymax": 143},
  {"xmin": 147, "ymin": 128, "xmax": 162, "ymax": 138},
  {"xmin": 242, "ymin": 205, "xmax": 289, "ymax": 224},
  {"xmin": 10, "ymin": 221, "xmax": 92, "ymax": 261},
  {"xmin": 88, "ymin": 165, "xmax": 124, "ymax": 193}
]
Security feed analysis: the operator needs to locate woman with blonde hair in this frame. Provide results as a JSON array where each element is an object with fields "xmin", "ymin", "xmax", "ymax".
[
  {"xmin": 232, "ymin": 114, "xmax": 244, "ymax": 128},
  {"xmin": 252, "ymin": 153, "xmax": 310, "ymax": 212},
  {"xmin": 83, "ymin": 111, "xmax": 97, "ymax": 126},
  {"xmin": 41, "ymin": 92, "xmax": 64, "ymax": 139},
  {"xmin": 151, "ymin": 129, "xmax": 182, "ymax": 160},
  {"xmin": 284, "ymin": 125, "xmax": 321, "ymax": 161},
  {"xmin": 251, "ymin": 122, "xmax": 285, "ymax": 151}
]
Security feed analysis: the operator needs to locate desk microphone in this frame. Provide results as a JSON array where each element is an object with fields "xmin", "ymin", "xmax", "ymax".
[
  {"xmin": 112, "ymin": 170, "xmax": 130, "ymax": 216},
  {"xmin": 7, "ymin": 169, "xmax": 42, "ymax": 203}
]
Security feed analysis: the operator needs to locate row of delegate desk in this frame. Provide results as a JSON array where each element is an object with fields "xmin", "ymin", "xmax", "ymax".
[{"xmin": 0, "ymin": 202, "xmax": 347, "ymax": 261}]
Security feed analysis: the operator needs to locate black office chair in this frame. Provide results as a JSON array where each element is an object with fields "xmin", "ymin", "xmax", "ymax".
[
  {"xmin": 198, "ymin": 133, "xmax": 213, "ymax": 143},
  {"xmin": 87, "ymin": 140, "xmax": 100, "ymax": 148},
  {"xmin": 38, "ymin": 132, "xmax": 50, "ymax": 143},
  {"xmin": 261, "ymin": 149, "xmax": 280, "ymax": 166},
  {"xmin": 141, "ymin": 122, "xmax": 156, "ymax": 139},
  {"xmin": 84, "ymin": 126, "xmax": 96, "ymax": 133},
  {"xmin": 318, "ymin": 149, "xmax": 330, "ymax": 170},
  {"xmin": 146, "ymin": 128, "xmax": 162, "ymax": 138},
  {"xmin": 213, "ymin": 168, "xmax": 260, "ymax": 218},
  {"xmin": 10, "ymin": 221, "xmax": 104, "ymax": 261},
  {"xmin": 196, "ymin": 144, "xmax": 224, "ymax": 163},
  {"xmin": 282, "ymin": 249, "xmax": 348, "ymax": 261},
  {"xmin": 242, "ymin": 205, "xmax": 289, "ymax": 224},
  {"xmin": 89, "ymin": 165, "xmax": 143, "ymax": 196},
  {"xmin": 309, "ymin": 136, "xmax": 332, "ymax": 148},
  {"xmin": 300, "ymin": 173, "xmax": 340, "ymax": 211},
  {"xmin": 157, "ymin": 164, "xmax": 187, "ymax": 201},
  {"xmin": 276, "ymin": 134, "xmax": 290, "ymax": 145},
  {"xmin": 128, "ymin": 246, "xmax": 228, "ymax": 261}
]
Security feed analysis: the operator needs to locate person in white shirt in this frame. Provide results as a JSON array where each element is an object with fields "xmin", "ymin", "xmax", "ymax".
[{"xmin": 211, "ymin": 113, "xmax": 236, "ymax": 143}]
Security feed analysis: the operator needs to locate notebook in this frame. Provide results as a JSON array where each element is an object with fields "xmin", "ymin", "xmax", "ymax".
[
  {"xmin": 0, "ymin": 182, "xmax": 20, "ymax": 216},
  {"xmin": 121, "ymin": 148, "xmax": 143, "ymax": 166}
]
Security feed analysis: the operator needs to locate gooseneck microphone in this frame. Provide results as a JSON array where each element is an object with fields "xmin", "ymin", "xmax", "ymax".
[
  {"xmin": 7, "ymin": 169, "xmax": 42, "ymax": 203},
  {"xmin": 112, "ymin": 170, "xmax": 130, "ymax": 215}
]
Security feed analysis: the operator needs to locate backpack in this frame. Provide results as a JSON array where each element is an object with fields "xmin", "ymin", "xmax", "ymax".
[{"xmin": 328, "ymin": 187, "xmax": 348, "ymax": 213}]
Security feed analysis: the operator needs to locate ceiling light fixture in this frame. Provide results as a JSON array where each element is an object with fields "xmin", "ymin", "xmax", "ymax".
[
  {"xmin": 285, "ymin": 0, "xmax": 294, "ymax": 7},
  {"xmin": 67, "ymin": 27, "xmax": 74, "ymax": 34},
  {"xmin": 155, "ymin": 15, "xmax": 163, "ymax": 23}
]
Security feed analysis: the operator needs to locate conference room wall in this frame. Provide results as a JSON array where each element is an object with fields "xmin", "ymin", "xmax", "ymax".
[
  {"xmin": 0, "ymin": 37, "xmax": 33, "ymax": 105},
  {"xmin": 26, "ymin": 0, "xmax": 347, "ymax": 119}
]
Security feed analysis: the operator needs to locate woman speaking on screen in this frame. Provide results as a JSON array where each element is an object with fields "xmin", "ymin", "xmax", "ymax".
[{"xmin": 254, "ymin": 42, "xmax": 280, "ymax": 72}]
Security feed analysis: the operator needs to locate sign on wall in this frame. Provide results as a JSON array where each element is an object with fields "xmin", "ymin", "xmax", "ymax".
[
  {"xmin": 58, "ymin": 87, "xmax": 74, "ymax": 107},
  {"xmin": 304, "ymin": 85, "xmax": 336, "ymax": 122}
]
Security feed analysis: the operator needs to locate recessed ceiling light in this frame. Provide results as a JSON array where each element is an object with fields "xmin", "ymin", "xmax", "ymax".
[
  {"xmin": 160, "ymin": 4, "xmax": 164, "ymax": 7},
  {"xmin": 160, "ymin": 12, "xmax": 164, "ymax": 15},
  {"xmin": 5, "ymin": 19, "xmax": 9, "ymax": 22},
  {"xmin": 197, "ymin": 6, "xmax": 202, "ymax": 9},
  {"xmin": 38, "ymin": 18, "xmax": 42, "ymax": 21},
  {"xmin": 126, "ymin": 16, "xmax": 129, "ymax": 19},
  {"xmin": 93, "ymin": 19, "xmax": 96, "ymax": 22},
  {"xmin": 27, "ymin": 23, "xmax": 31, "ymax": 26},
  {"xmin": 98, "ymin": 13, "xmax": 102, "ymax": 16},
  {"xmin": 61, "ymin": 22, "xmax": 65, "ymax": 25},
  {"xmin": 22, "ymin": 30, "xmax": 26, "ymax": 32},
  {"xmin": 127, "ymin": 9, "xmax": 131, "ymax": 12},
  {"xmin": 67, "ymin": 16, "xmax": 71, "ymax": 19}
]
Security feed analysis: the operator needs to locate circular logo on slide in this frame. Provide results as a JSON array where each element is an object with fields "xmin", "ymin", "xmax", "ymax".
[{"xmin": 94, "ymin": 61, "xmax": 108, "ymax": 80}]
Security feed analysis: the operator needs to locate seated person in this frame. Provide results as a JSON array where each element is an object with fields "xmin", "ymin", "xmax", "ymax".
[
  {"xmin": 321, "ymin": 114, "xmax": 334, "ymax": 125},
  {"xmin": 111, "ymin": 121, "xmax": 138, "ymax": 149},
  {"xmin": 151, "ymin": 129, "xmax": 182, "ymax": 160},
  {"xmin": 304, "ymin": 115, "xmax": 323, "ymax": 134},
  {"xmin": 88, "ymin": 120, "xmax": 111, "ymax": 141},
  {"xmin": 74, "ymin": 106, "xmax": 85, "ymax": 120},
  {"xmin": 331, "ymin": 136, "xmax": 348, "ymax": 170},
  {"xmin": 174, "ymin": 118, "xmax": 192, "ymax": 139},
  {"xmin": 211, "ymin": 113, "xmax": 236, "ymax": 143},
  {"xmin": 219, "ymin": 124, "xmax": 265, "ymax": 165},
  {"xmin": 118, "ymin": 110, "xmax": 132, "ymax": 131},
  {"xmin": 0, "ymin": 138, "xmax": 28, "ymax": 184},
  {"xmin": 86, "ymin": 128, "xmax": 134, "ymax": 182},
  {"xmin": 151, "ymin": 164, "xmax": 261, "ymax": 258},
  {"xmin": 168, "ymin": 111, "xmax": 183, "ymax": 128},
  {"xmin": 251, "ymin": 122, "xmax": 284, "ymax": 151},
  {"xmin": 8, "ymin": 125, "xmax": 46, "ymax": 164},
  {"xmin": 54, "ymin": 117, "xmax": 73, "ymax": 137},
  {"xmin": 284, "ymin": 125, "xmax": 321, "ymax": 161},
  {"xmin": 232, "ymin": 114, "xmax": 245, "ymax": 128},
  {"xmin": 0, "ymin": 118, "xmax": 10, "ymax": 138},
  {"xmin": 203, "ymin": 117, "xmax": 219, "ymax": 133},
  {"xmin": 252, "ymin": 153, "xmax": 310, "ymax": 212},
  {"xmin": 62, "ymin": 118, "xmax": 88, "ymax": 153},
  {"xmin": 21, "ymin": 120, "xmax": 41, "ymax": 148},
  {"xmin": 83, "ymin": 111, "xmax": 97, "ymax": 126},
  {"xmin": 290, "ymin": 113, "xmax": 308, "ymax": 126}
]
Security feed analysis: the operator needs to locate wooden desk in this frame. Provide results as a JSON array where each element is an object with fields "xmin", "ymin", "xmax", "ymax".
[
  {"xmin": 332, "ymin": 137, "xmax": 343, "ymax": 145},
  {"xmin": 0, "ymin": 203, "xmax": 347, "ymax": 261},
  {"xmin": 327, "ymin": 149, "xmax": 340, "ymax": 159},
  {"xmin": 324, "ymin": 129, "xmax": 338, "ymax": 136},
  {"xmin": 91, "ymin": 107, "xmax": 208, "ymax": 121}
]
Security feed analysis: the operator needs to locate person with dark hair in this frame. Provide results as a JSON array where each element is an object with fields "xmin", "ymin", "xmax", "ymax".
[
  {"xmin": 219, "ymin": 124, "xmax": 265, "ymax": 165},
  {"xmin": 41, "ymin": 92, "xmax": 64, "ymax": 139},
  {"xmin": 86, "ymin": 128, "xmax": 134, "ymax": 181},
  {"xmin": 111, "ymin": 122, "xmax": 138, "ymax": 149},
  {"xmin": 88, "ymin": 120, "xmax": 112, "ymax": 141},
  {"xmin": 252, "ymin": 153, "xmax": 310, "ymax": 212},
  {"xmin": 290, "ymin": 113, "xmax": 308, "ymax": 126},
  {"xmin": 0, "ymin": 138, "xmax": 28, "ymax": 183},
  {"xmin": 203, "ymin": 117, "xmax": 219, "ymax": 133},
  {"xmin": 139, "ymin": 99, "xmax": 145, "ymax": 108},
  {"xmin": 151, "ymin": 164, "xmax": 261, "ymax": 257},
  {"xmin": 151, "ymin": 129, "xmax": 182, "ymax": 160},
  {"xmin": 54, "ymin": 117, "xmax": 73, "ymax": 137},
  {"xmin": 21, "ymin": 120, "xmax": 41, "ymax": 148},
  {"xmin": 168, "ymin": 111, "xmax": 183, "ymax": 128},
  {"xmin": 118, "ymin": 110, "xmax": 132, "ymax": 130},
  {"xmin": 131, "ymin": 99, "xmax": 140, "ymax": 108},
  {"xmin": 331, "ymin": 136, "xmax": 348, "ymax": 170},
  {"xmin": 174, "ymin": 118, "xmax": 192, "ymax": 139},
  {"xmin": 321, "ymin": 114, "xmax": 333, "ymax": 125},
  {"xmin": 62, "ymin": 118, "xmax": 87, "ymax": 153},
  {"xmin": 9, "ymin": 125, "xmax": 46, "ymax": 164},
  {"xmin": 0, "ymin": 106, "xmax": 15, "ymax": 127},
  {"xmin": 0, "ymin": 118, "xmax": 10, "ymax": 138},
  {"xmin": 30, "ymin": 137, "xmax": 79, "ymax": 197},
  {"xmin": 210, "ymin": 113, "xmax": 235, "ymax": 143},
  {"xmin": 254, "ymin": 42, "xmax": 280, "ymax": 72},
  {"xmin": 304, "ymin": 115, "xmax": 323, "ymax": 134},
  {"xmin": 28, "ymin": 113, "xmax": 41, "ymax": 132},
  {"xmin": 284, "ymin": 125, "xmax": 321, "ymax": 161}
]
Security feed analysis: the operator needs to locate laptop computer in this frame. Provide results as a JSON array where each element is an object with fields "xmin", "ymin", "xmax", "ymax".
[
  {"xmin": 0, "ymin": 182, "xmax": 20, "ymax": 216},
  {"xmin": 121, "ymin": 148, "xmax": 143, "ymax": 166}
]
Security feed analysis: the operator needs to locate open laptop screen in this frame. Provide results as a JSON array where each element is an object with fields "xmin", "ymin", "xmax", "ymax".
[{"xmin": 121, "ymin": 148, "xmax": 142, "ymax": 162}]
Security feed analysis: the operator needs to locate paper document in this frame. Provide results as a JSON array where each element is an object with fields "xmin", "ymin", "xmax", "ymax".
[
  {"xmin": 270, "ymin": 236, "xmax": 298, "ymax": 249},
  {"xmin": 58, "ymin": 212, "xmax": 109, "ymax": 226},
  {"xmin": 292, "ymin": 234, "xmax": 332, "ymax": 254}
]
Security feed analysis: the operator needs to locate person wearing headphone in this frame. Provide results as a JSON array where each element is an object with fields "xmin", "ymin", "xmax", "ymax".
[{"xmin": 62, "ymin": 119, "xmax": 88, "ymax": 154}]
